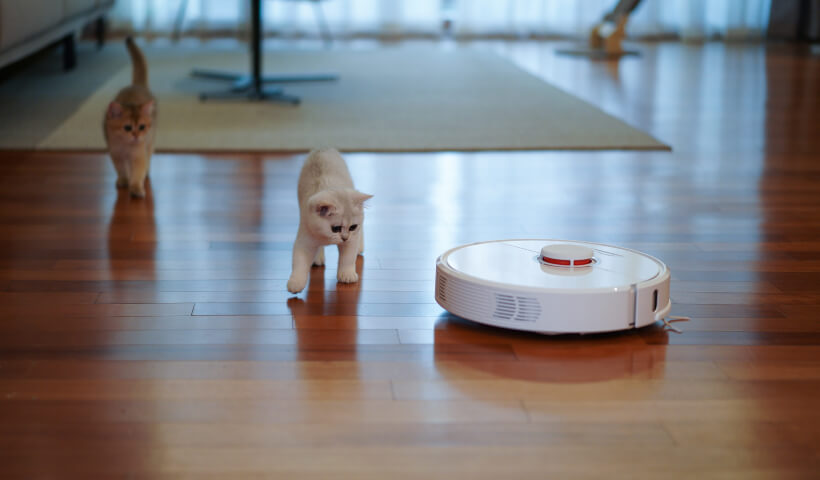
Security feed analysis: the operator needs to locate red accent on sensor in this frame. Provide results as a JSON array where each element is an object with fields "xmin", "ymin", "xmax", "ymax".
[{"xmin": 542, "ymin": 256, "xmax": 593, "ymax": 266}]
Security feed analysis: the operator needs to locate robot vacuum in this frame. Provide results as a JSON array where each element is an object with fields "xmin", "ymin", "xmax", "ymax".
[{"xmin": 435, "ymin": 239, "xmax": 682, "ymax": 335}]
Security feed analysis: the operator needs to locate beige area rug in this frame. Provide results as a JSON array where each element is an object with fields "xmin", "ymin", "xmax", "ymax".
[{"xmin": 32, "ymin": 47, "xmax": 667, "ymax": 152}]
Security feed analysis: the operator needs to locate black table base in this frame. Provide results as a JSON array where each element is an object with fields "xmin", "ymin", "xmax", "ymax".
[{"xmin": 194, "ymin": 0, "xmax": 338, "ymax": 104}]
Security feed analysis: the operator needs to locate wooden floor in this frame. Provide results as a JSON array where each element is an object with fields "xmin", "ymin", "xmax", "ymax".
[{"xmin": 1, "ymin": 40, "xmax": 819, "ymax": 478}]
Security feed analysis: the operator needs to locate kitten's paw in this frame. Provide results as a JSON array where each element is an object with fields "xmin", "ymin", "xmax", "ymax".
[
  {"xmin": 287, "ymin": 275, "xmax": 307, "ymax": 294},
  {"xmin": 337, "ymin": 269, "xmax": 359, "ymax": 284},
  {"xmin": 116, "ymin": 177, "xmax": 128, "ymax": 189},
  {"xmin": 129, "ymin": 185, "xmax": 146, "ymax": 198}
]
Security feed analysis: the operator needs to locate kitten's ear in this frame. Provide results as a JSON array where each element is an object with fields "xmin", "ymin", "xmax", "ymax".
[
  {"xmin": 141, "ymin": 100, "xmax": 155, "ymax": 116},
  {"xmin": 107, "ymin": 102, "xmax": 123, "ymax": 118},
  {"xmin": 315, "ymin": 203, "xmax": 337, "ymax": 217},
  {"xmin": 352, "ymin": 191, "xmax": 374, "ymax": 206},
  {"xmin": 308, "ymin": 192, "xmax": 338, "ymax": 217}
]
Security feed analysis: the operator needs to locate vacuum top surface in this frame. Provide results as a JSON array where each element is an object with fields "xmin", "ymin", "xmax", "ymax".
[{"xmin": 440, "ymin": 239, "xmax": 664, "ymax": 292}]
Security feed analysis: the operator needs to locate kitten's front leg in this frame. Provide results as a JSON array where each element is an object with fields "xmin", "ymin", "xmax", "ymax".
[
  {"xmin": 288, "ymin": 239, "xmax": 317, "ymax": 294},
  {"xmin": 129, "ymin": 152, "xmax": 149, "ymax": 198},
  {"xmin": 111, "ymin": 155, "xmax": 129, "ymax": 189},
  {"xmin": 337, "ymin": 237, "xmax": 360, "ymax": 284}
]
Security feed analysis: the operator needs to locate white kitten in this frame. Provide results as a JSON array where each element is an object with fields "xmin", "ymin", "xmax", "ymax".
[{"xmin": 287, "ymin": 148, "xmax": 373, "ymax": 294}]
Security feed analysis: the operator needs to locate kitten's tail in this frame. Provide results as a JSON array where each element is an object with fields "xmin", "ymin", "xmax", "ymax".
[{"xmin": 125, "ymin": 37, "xmax": 148, "ymax": 87}]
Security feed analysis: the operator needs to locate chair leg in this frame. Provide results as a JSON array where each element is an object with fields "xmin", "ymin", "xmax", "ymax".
[
  {"xmin": 95, "ymin": 17, "xmax": 107, "ymax": 49},
  {"xmin": 172, "ymin": 0, "xmax": 189, "ymax": 41},
  {"xmin": 312, "ymin": 0, "xmax": 333, "ymax": 46},
  {"xmin": 62, "ymin": 34, "xmax": 76, "ymax": 71}
]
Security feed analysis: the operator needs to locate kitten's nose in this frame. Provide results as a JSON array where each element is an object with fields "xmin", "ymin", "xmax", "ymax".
[{"xmin": 341, "ymin": 234, "xmax": 349, "ymax": 242}]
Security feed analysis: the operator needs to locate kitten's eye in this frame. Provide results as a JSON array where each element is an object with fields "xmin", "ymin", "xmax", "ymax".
[
  {"xmin": 124, "ymin": 125, "xmax": 133, "ymax": 132},
  {"xmin": 349, "ymin": 224, "xmax": 358, "ymax": 231},
  {"xmin": 138, "ymin": 124, "xmax": 146, "ymax": 131},
  {"xmin": 331, "ymin": 226, "xmax": 342, "ymax": 233}
]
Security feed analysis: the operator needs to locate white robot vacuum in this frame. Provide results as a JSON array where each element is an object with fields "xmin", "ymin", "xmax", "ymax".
[{"xmin": 436, "ymin": 239, "xmax": 685, "ymax": 335}]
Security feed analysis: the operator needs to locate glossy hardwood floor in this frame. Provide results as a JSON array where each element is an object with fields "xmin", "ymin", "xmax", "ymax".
[{"xmin": 1, "ymin": 40, "xmax": 819, "ymax": 478}]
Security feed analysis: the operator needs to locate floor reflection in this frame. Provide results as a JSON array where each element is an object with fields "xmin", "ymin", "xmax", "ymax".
[
  {"xmin": 434, "ymin": 314, "xmax": 669, "ymax": 383},
  {"xmin": 20, "ymin": 181, "xmax": 163, "ymax": 478},
  {"xmin": 106, "ymin": 180, "xmax": 157, "ymax": 281},
  {"xmin": 287, "ymin": 254, "xmax": 365, "ymax": 361}
]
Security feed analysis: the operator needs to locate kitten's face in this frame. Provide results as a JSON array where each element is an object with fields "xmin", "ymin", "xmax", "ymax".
[
  {"xmin": 106, "ymin": 101, "xmax": 154, "ymax": 145},
  {"xmin": 306, "ymin": 189, "xmax": 372, "ymax": 245}
]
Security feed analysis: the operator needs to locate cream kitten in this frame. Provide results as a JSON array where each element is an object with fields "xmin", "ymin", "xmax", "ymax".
[
  {"xmin": 287, "ymin": 149, "xmax": 373, "ymax": 294},
  {"xmin": 103, "ymin": 37, "xmax": 156, "ymax": 198}
]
